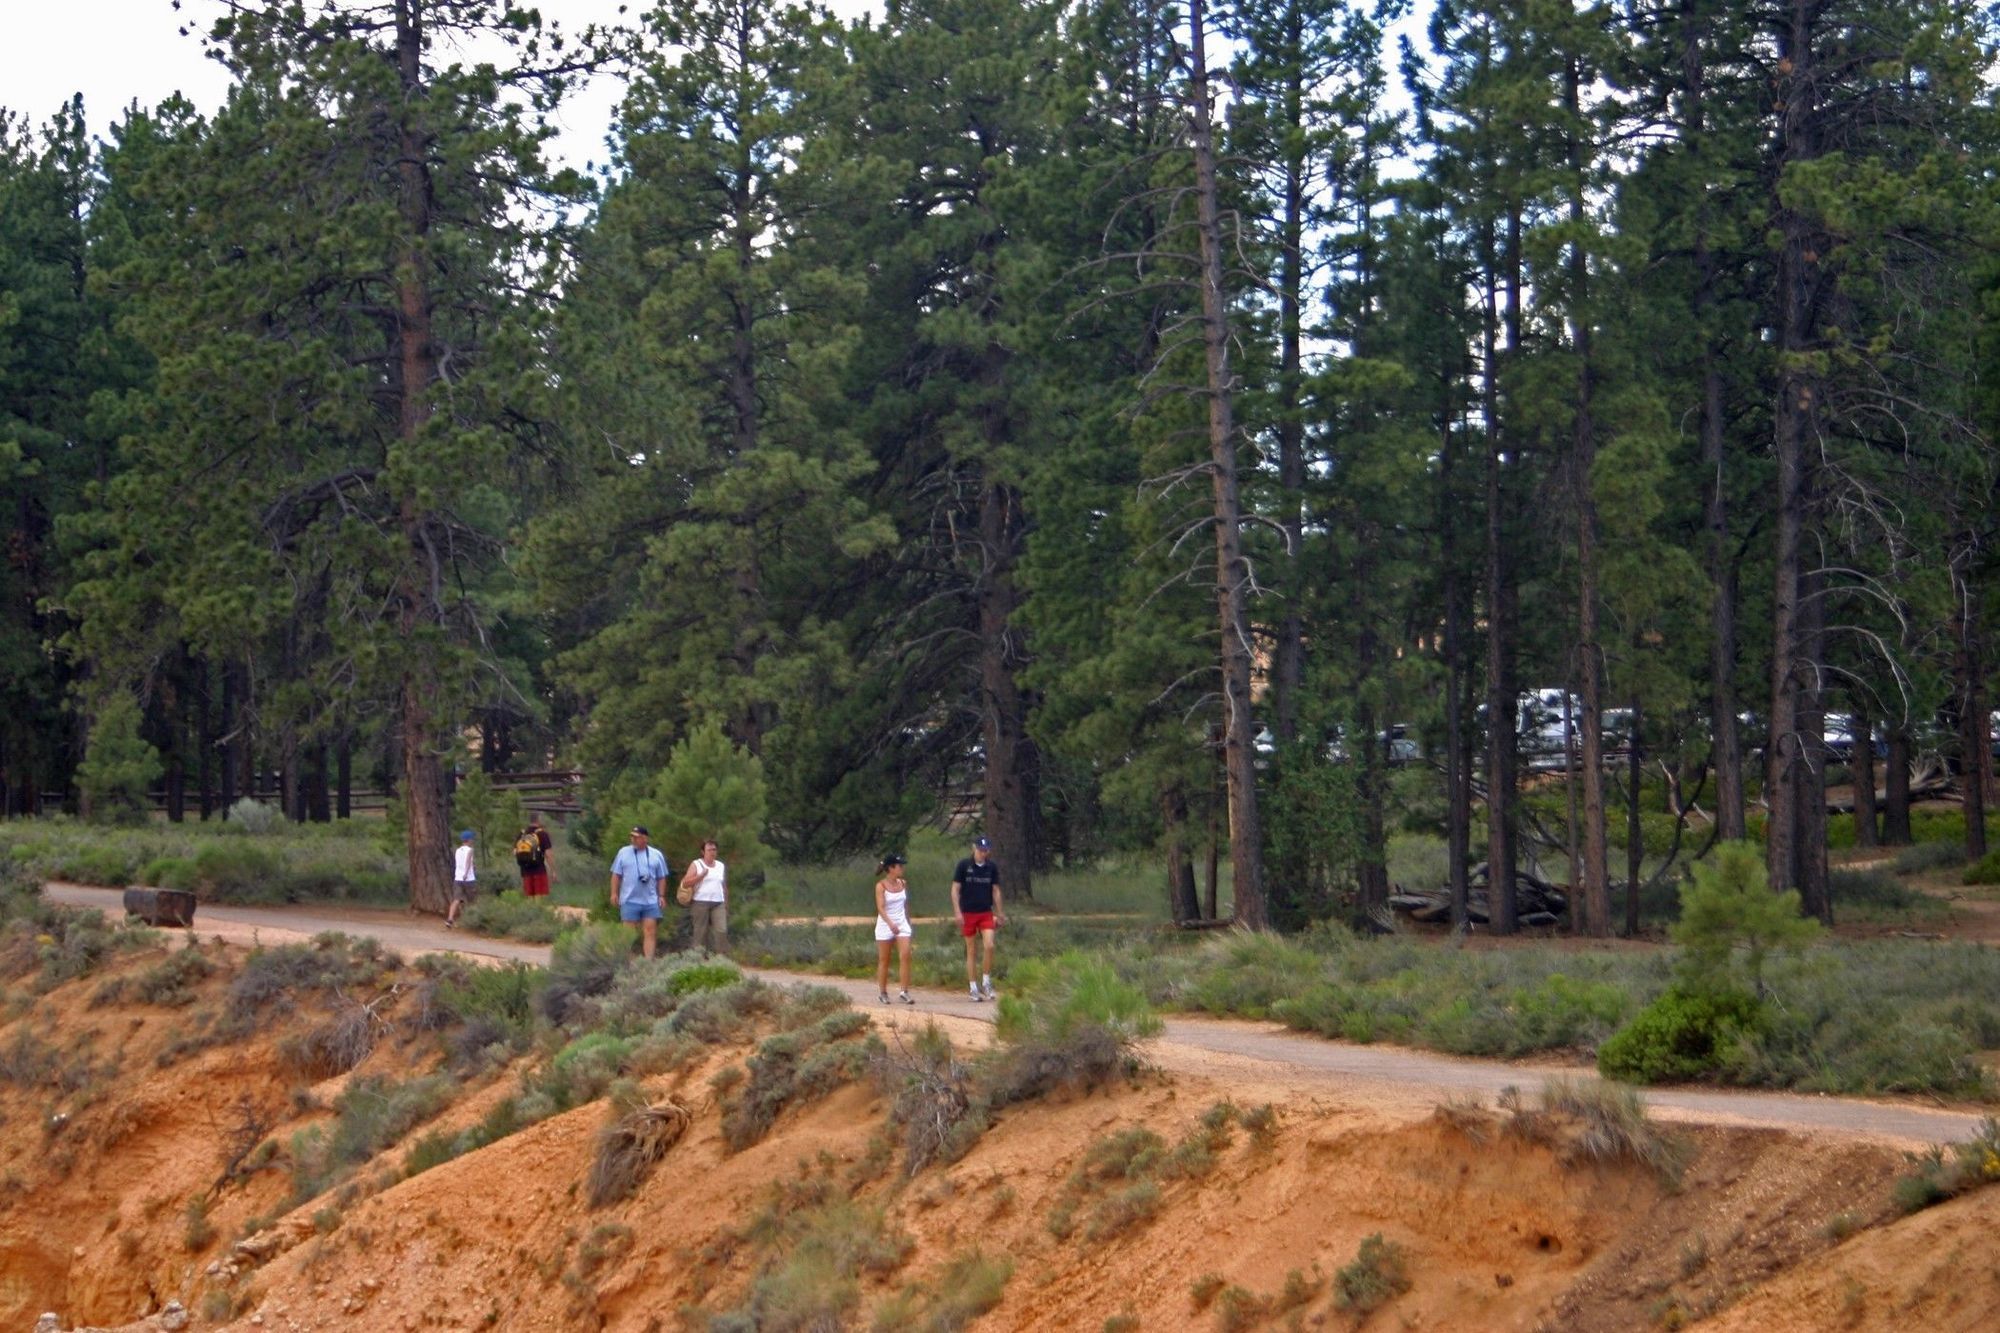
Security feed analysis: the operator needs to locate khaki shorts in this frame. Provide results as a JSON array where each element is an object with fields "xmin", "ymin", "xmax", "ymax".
[{"xmin": 688, "ymin": 899, "xmax": 728, "ymax": 953}]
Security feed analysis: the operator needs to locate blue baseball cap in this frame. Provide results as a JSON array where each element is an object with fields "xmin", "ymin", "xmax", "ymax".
[
  {"xmin": 973, "ymin": 836, "xmax": 991, "ymax": 850},
  {"xmin": 459, "ymin": 830, "xmax": 474, "ymax": 840}
]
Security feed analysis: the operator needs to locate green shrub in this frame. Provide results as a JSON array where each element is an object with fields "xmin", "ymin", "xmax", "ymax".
[
  {"xmin": 987, "ymin": 953, "xmax": 1159, "ymax": 1105},
  {"xmin": 1332, "ymin": 1233, "xmax": 1410, "ymax": 1314},
  {"xmin": 93, "ymin": 944, "xmax": 216, "ymax": 1008},
  {"xmin": 223, "ymin": 934, "xmax": 393, "ymax": 1033},
  {"xmin": 191, "ymin": 841, "xmax": 285, "ymax": 903},
  {"xmin": 225, "ymin": 798, "xmax": 286, "ymax": 834},
  {"xmin": 460, "ymin": 890, "xmax": 561, "ymax": 944},
  {"xmin": 291, "ymin": 1073, "xmax": 455, "ymax": 1202},
  {"xmin": 1184, "ymin": 932, "xmax": 1327, "ymax": 1018},
  {"xmin": 669, "ymin": 959, "xmax": 743, "ymax": 996},
  {"xmin": 1510, "ymin": 973, "xmax": 1632, "ymax": 1050},
  {"xmin": 1963, "ymin": 850, "xmax": 2000, "ymax": 886},
  {"xmin": 540, "ymin": 923, "xmax": 633, "ymax": 1024},
  {"xmin": 1829, "ymin": 868, "xmax": 1936, "ymax": 920},
  {"xmin": 721, "ymin": 1008, "xmax": 878, "ymax": 1151},
  {"xmin": 139, "ymin": 857, "xmax": 200, "ymax": 892},
  {"xmin": 1597, "ymin": 986, "xmax": 1762, "ymax": 1084},
  {"xmin": 1895, "ymin": 841, "xmax": 1965, "ymax": 874},
  {"xmin": 995, "ymin": 952, "xmax": 1161, "ymax": 1048},
  {"xmin": 54, "ymin": 845, "xmax": 138, "ymax": 886}
]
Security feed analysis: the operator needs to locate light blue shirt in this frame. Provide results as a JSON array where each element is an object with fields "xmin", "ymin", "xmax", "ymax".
[{"xmin": 610, "ymin": 845, "xmax": 667, "ymax": 905}]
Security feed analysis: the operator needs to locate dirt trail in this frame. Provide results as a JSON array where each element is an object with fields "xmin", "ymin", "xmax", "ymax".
[{"xmin": 43, "ymin": 882, "xmax": 1990, "ymax": 1148}]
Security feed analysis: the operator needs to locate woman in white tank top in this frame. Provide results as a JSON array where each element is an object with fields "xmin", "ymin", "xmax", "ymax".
[{"xmin": 874, "ymin": 853, "xmax": 915, "ymax": 1005}]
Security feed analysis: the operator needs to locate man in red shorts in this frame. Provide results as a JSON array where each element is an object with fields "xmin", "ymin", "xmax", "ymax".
[{"xmin": 950, "ymin": 835, "xmax": 1004, "ymax": 1001}]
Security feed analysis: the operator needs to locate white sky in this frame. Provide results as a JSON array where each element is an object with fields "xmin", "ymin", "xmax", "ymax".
[{"xmin": 3, "ymin": 0, "xmax": 875, "ymax": 173}]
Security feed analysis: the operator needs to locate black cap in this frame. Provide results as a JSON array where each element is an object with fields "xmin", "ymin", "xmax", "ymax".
[
  {"xmin": 631, "ymin": 825, "xmax": 650, "ymax": 836},
  {"xmin": 881, "ymin": 852, "xmax": 906, "ymax": 866},
  {"xmin": 974, "ymin": 836, "xmax": 991, "ymax": 850}
]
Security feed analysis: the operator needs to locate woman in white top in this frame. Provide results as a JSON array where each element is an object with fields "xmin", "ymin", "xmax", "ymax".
[
  {"xmin": 679, "ymin": 838, "xmax": 728, "ymax": 955},
  {"xmin": 874, "ymin": 853, "xmax": 915, "ymax": 1005}
]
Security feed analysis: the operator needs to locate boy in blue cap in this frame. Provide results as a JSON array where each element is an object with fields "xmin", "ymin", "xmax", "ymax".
[{"xmin": 446, "ymin": 830, "xmax": 477, "ymax": 929}]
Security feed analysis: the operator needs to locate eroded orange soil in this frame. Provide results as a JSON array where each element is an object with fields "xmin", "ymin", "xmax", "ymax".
[{"xmin": 0, "ymin": 934, "xmax": 1991, "ymax": 1332}]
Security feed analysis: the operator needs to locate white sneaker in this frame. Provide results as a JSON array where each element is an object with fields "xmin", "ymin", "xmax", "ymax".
[
  {"xmin": 981, "ymin": 981, "xmax": 997, "ymax": 1000},
  {"xmin": 899, "ymin": 991, "xmax": 915, "ymax": 1005},
  {"xmin": 879, "ymin": 992, "xmax": 890, "ymax": 1005},
  {"xmin": 969, "ymin": 985, "xmax": 983, "ymax": 1002}
]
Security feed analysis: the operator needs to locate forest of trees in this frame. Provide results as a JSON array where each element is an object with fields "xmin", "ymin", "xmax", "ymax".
[{"xmin": 5, "ymin": 0, "xmax": 1999, "ymax": 930}]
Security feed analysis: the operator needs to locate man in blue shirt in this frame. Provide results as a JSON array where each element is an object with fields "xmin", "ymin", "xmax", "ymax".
[{"xmin": 609, "ymin": 825, "xmax": 670, "ymax": 959}]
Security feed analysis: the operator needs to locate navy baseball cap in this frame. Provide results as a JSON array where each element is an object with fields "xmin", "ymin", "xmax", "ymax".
[
  {"xmin": 974, "ymin": 836, "xmax": 991, "ymax": 850},
  {"xmin": 631, "ymin": 825, "xmax": 650, "ymax": 836},
  {"xmin": 882, "ymin": 852, "xmax": 906, "ymax": 866}
]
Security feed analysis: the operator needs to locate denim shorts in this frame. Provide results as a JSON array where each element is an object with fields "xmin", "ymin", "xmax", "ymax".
[{"xmin": 620, "ymin": 900, "xmax": 662, "ymax": 923}]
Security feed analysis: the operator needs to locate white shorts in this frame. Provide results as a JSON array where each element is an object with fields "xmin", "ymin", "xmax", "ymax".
[{"xmin": 875, "ymin": 913, "xmax": 912, "ymax": 942}]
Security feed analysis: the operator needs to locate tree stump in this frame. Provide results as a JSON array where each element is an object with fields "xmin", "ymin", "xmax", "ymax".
[{"xmin": 123, "ymin": 887, "xmax": 197, "ymax": 928}]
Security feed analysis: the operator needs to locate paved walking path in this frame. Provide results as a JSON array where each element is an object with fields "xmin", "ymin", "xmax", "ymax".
[{"xmin": 43, "ymin": 883, "xmax": 1991, "ymax": 1147}]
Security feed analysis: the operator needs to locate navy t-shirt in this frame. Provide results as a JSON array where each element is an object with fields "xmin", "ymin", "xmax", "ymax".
[{"xmin": 954, "ymin": 857, "xmax": 1000, "ymax": 913}]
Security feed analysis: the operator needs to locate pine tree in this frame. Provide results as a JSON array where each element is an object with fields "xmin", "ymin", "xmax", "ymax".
[{"xmin": 85, "ymin": 0, "xmax": 601, "ymax": 912}]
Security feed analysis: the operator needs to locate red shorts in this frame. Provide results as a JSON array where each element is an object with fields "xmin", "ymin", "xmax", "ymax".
[
  {"xmin": 959, "ymin": 910, "xmax": 997, "ymax": 938},
  {"xmin": 520, "ymin": 868, "xmax": 550, "ymax": 897}
]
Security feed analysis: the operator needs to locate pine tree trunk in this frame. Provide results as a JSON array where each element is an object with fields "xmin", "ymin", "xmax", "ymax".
[
  {"xmin": 1189, "ymin": 0, "xmax": 1264, "ymax": 929},
  {"xmin": 394, "ymin": 0, "xmax": 452, "ymax": 916},
  {"xmin": 1766, "ymin": 0, "xmax": 1823, "ymax": 904},
  {"xmin": 1442, "ymin": 402, "xmax": 1472, "ymax": 932},
  {"xmin": 1271, "ymin": 2, "xmax": 1306, "ymax": 745},
  {"xmin": 1795, "ymin": 565, "xmax": 1830, "ymax": 922},
  {"xmin": 1683, "ymin": 0, "xmax": 1746, "ymax": 844},
  {"xmin": 219, "ymin": 662, "xmax": 240, "ymax": 812},
  {"xmin": 336, "ymin": 736, "xmax": 352, "ymax": 821},
  {"xmin": 1205, "ymin": 773, "xmax": 1220, "ymax": 920},
  {"xmin": 1162, "ymin": 784, "xmax": 1200, "ymax": 925},
  {"xmin": 1481, "ymin": 213, "xmax": 1519, "ymax": 935},
  {"xmin": 1626, "ymin": 699, "xmax": 1643, "ymax": 935},
  {"xmin": 1884, "ymin": 729, "xmax": 1913, "ymax": 845},
  {"xmin": 1852, "ymin": 699, "xmax": 1877, "ymax": 849},
  {"xmin": 728, "ymin": 50, "xmax": 768, "ymax": 758},
  {"xmin": 195, "ymin": 660, "xmax": 214, "ymax": 820},
  {"xmin": 978, "ymin": 472, "xmax": 1040, "ymax": 897},
  {"xmin": 1957, "ymin": 587, "xmax": 1989, "ymax": 862},
  {"xmin": 1564, "ymin": 54, "xmax": 1609, "ymax": 937}
]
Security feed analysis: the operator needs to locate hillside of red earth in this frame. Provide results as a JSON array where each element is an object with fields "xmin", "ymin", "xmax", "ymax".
[{"xmin": 3, "ymin": 928, "xmax": 1997, "ymax": 1332}]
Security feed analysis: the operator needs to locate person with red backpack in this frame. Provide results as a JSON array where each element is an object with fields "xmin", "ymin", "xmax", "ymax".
[{"xmin": 514, "ymin": 816, "xmax": 552, "ymax": 897}]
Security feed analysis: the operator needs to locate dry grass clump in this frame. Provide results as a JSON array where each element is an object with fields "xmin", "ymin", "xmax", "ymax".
[
  {"xmin": 710, "ymin": 1175, "xmax": 913, "ymax": 1333},
  {"xmin": 1046, "ymin": 1104, "xmax": 1254, "ymax": 1246},
  {"xmin": 1453, "ymin": 1079, "xmax": 1688, "ymax": 1186},
  {"xmin": 720, "ymin": 1006, "xmax": 878, "ymax": 1151},
  {"xmin": 587, "ymin": 1091, "xmax": 693, "ymax": 1208},
  {"xmin": 874, "ymin": 1023, "xmax": 986, "ymax": 1176},
  {"xmin": 870, "ymin": 1248, "xmax": 1013, "ymax": 1332},
  {"xmin": 1894, "ymin": 1116, "xmax": 2000, "ymax": 1213},
  {"xmin": 1511, "ymin": 1078, "xmax": 1689, "ymax": 1184},
  {"xmin": 279, "ymin": 991, "xmax": 393, "ymax": 1080}
]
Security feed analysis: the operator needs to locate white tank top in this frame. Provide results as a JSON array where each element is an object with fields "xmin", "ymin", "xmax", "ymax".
[
  {"xmin": 690, "ymin": 858, "xmax": 726, "ymax": 903},
  {"xmin": 881, "ymin": 884, "xmax": 908, "ymax": 920}
]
